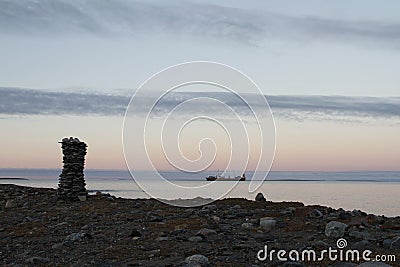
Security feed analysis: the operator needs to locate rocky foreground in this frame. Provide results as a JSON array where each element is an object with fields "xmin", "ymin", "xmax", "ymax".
[{"xmin": 0, "ymin": 184, "xmax": 399, "ymax": 267}]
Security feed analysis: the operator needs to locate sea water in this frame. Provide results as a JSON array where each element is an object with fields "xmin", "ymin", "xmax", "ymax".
[{"xmin": 1, "ymin": 169, "xmax": 399, "ymax": 217}]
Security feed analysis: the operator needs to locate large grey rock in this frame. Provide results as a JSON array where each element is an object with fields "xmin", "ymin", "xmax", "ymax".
[
  {"xmin": 383, "ymin": 237, "xmax": 400, "ymax": 249},
  {"xmin": 349, "ymin": 230, "xmax": 371, "ymax": 240},
  {"xmin": 325, "ymin": 221, "xmax": 347, "ymax": 238},
  {"xmin": 185, "ymin": 254, "xmax": 209, "ymax": 266},
  {"xmin": 391, "ymin": 237, "xmax": 400, "ymax": 249},
  {"xmin": 255, "ymin": 192, "xmax": 266, "ymax": 202}
]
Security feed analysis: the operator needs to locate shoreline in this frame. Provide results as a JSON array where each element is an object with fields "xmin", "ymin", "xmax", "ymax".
[
  {"xmin": 1, "ymin": 184, "xmax": 399, "ymax": 266},
  {"xmin": 2, "ymin": 180, "xmax": 400, "ymax": 217}
]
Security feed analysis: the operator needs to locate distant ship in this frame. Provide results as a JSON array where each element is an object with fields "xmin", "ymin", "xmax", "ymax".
[{"xmin": 206, "ymin": 173, "xmax": 246, "ymax": 181}]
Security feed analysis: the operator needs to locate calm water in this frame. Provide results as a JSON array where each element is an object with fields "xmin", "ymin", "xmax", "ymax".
[{"xmin": 1, "ymin": 169, "xmax": 399, "ymax": 217}]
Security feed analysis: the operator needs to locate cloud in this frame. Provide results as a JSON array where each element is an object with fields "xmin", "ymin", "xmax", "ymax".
[
  {"xmin": 268, "ymin": 95, "xmax": 400, "ymax": 118},
  {"xmin": 0, "ymin": 0, "xmax": 399, "ymax": 48},
  {"xmin": 0, "ymin": 87, "xmax": 127, "ymax": 116},
  {"xmin": 1, "ymin": 87, "xmax": 399, "ymax": 123}
]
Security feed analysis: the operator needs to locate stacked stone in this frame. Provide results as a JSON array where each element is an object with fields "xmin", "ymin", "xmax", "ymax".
[{"xmin": 57, "ymin": 137, "xmax": 88, "ymax": 201}]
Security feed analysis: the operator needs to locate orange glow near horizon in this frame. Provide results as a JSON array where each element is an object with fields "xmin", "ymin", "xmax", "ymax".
[{"xmin": 0, "ymin": 115, "xmax": 399, "ymax": 171}]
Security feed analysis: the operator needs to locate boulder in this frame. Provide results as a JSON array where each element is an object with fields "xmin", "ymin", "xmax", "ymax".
[
  {"xmin": 255, "ymin": 192, "xmax": 266, "ymax": 202},
  {"xmin": 185, "ymin": 254, "xmax": 209, "ymax": 266},
  {"xmin": 325, "ymin": 221, "xmax": 347, "ymax": 238}
]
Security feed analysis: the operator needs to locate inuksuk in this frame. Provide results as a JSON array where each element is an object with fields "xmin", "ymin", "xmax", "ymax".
[{"xmin": 57, "ymin": 137, "xmax": 88, "ymax": 201}]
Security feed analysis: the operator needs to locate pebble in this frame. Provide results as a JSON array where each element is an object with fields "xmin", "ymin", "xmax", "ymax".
[
  {"xmin": 211, "ymin": 215, "xmax": 220, "ymax": 222},
  {"xmin": 185, "ymin": 254, "xmax": 209, "ymax": 266},
  {"xmin": 338, "ymin": 211, "xmax": 352, "ymax": 221},
  {"xmin": 259, "ymin": 217, "xmax": 276, "ymax": 231},
  {"xmin": 282, "ymin": 262, "xmax": 304, "ymax": 267},
  {"xmin": 310, "ymin": 209, "xmax": 324, "ymax": 218},
  {"xmin": 25, "ymin": 257, "xmax": 50, "ymax": 264},
  {"xmin": 325, "ymin": 221, "xmax": 347, "ymax": 238},
  {"xmin": 5, "ymin": 199, "xmax": 18, "ymax": 208},
  {"xmin": 52, "ymin": 243, "xmax": 64, "ymax": 249},
  {"xmin": 65, "ymin": 232, "xmax": 91, "ymax": 242},
  {"xmin": 280, "ymin": 207, "xmax": 296, "ymax": 216},
  {"xmin": 294, "ymin": 207, "xmax": 313, "ymax": 218},
  {"xmin": 328, "ymin": 263, "xmax": 357, "ymax": 267},
  {"xmin": 196, "ymin": 228, "xmax": 216, "ymax": 236},
  {"xmin": 78, "ymin": 195, "xmax": 87, "ymax": 202},
  {"xmin": 311, "ymin": 240, "xmax": 329, "ymax": 250},
  {"xmin": 241, "ymin": 222, "xmax": 253, "ymax": 229},
  {"xmin": 357, "ymin": 262, "xmax": 393, "ymax": 267},
  {"xmin": 130, "ymin": 229, "xmax": 142, "ymax": 237},
  {"xmin": 353, "ymin": 240, "xmax": 371, "ymax": 250},
  {"xmin": 188, "ymin": 236, "xmax": 203, "ymax": 242},
  {"xmin": 202, "ymin": 204, "xmax": 217, "ymax": 211},
  {"xmin": 351, "ymin": 209, "xmax": 366, "ymax": 217},
  {"xmin": 55, "ymin": 222, "xmax": 68, "ymax": 227},
  {"xmin": 254, "ymin": 233, "xmax": 277, "ymax": 242}
]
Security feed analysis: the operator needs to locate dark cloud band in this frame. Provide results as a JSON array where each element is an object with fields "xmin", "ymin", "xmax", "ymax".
[{"xmin": 1, "ymin": 87, "xmax": 399, "ymax": 121}]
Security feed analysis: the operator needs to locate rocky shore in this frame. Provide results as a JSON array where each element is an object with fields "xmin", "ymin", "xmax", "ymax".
[{"xmin": 0, "ymin": 184, "xmax": 399, "ymax": 266}]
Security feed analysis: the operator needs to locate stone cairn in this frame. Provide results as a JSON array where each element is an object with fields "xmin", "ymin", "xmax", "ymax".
[{"xmin": 57, "ymin": 137, "xmax": 88, "ymax": 201}]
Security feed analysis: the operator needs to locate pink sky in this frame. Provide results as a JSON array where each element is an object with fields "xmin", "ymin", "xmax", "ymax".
[{"xmin": 1, "ymin": 115, "xmax": 399, "ymax": 171}]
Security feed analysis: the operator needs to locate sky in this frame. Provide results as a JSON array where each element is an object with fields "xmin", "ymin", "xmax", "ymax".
[{"xmin": 0, "ymin": 0, "xmax": 399, "ymax": 171}]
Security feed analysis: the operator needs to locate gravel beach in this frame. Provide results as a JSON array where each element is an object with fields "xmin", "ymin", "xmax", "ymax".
[{"xmin": 0, "ymin": 184, "xmax": 399, "ymax": 266}]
